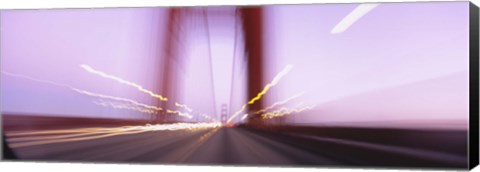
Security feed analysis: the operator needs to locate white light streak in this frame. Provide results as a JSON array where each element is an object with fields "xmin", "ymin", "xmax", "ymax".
[{"xmin": 331, "ymin": 3, "xmax": 379, "ymax": 34}]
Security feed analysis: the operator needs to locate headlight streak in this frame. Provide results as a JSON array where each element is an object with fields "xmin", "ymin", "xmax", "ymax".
[
  {"xmin": 6, "ymin": 122, "xmax": 222, "ymax": 148},
  {"xmin": 9, "ymin": 130, "xmax": 149, "ymax": 148},
  {"xmin": 4, "ymin": 63, "xmax": 310, "ymax": 127},
  {"xmin": 261, "ymin": 104, "xmax": 317, "ymax": 119},
  {"xmin": 80, "ymin": 64, "xmax": 168, "ymax": 101},
  {"xmin": 248, "ymin": 65, "xmax": 294, "ymax": 105},
  {"xmin": 227, "ymin": 65, "xmax": 294, "ymax": 123},
  {"xmin": 175, "ymin": 102, "xmax": 193, "ymax": 112},
  {"xmin": 166, "ymin": 109, "xmax": 193, "ymax": 119},
  {"xmin": 75, "ymin": 89, "xmax": 192, "ymax": 119},
  {"xmin": 240, "ymin": 114, "xmax": 249, "ymax": 121},
  {"xmin": 80, "ymin": 64, "xmax": 201, "ymax": 116},
  {"xmin": 239, "ymin": 92, "xmax": 306, "ymax": 121},
  {"xmin": 2, "ymin": 71, "xmax": 193, "ymax": 119},
  {"xmin": 1, "ymin": 71, "xmax": 73, "ymax": 88},
  {"xmin": 254, "ymin": 92, "xmax": 306, "ymax": 115},
  {"xmin": 330, "ymin": 3, "xmax": 379, "ymax": 34},
  {"xmin": 200, "ymin": 113, "xmax": 217, "ymax": 122},
  {"xmin": 71, "ymin": 88, "xmax": 164, "ymax": 111},
  {"xmin": 93, "ymin": 99, "xmax": 159, "ymax": 114},
  {"xmin": 1, "ymin": 71, "xmax": 164, "ymax": 111}
]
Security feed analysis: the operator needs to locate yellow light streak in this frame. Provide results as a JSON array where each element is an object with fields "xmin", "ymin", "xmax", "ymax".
[
  {"xmin": 93, "ymin": 99, "xmax": 158, "ymax": 114},
  {"xmin": 174, "ymin": 127, "xmax": 220, "ymax": 162},
  {"xmin": 7, "ymin": 122, "xmax": 222, "ymax": 148},
  {"xmin": 227, "ymin": 104, "xmax": 247, "ymax": 123},
  {"xmin": 1, "ymin": 71, "xmax": 167, "ymax": 115},
  {"xmin": 72, "ymin": 88, "xmax": 163, "ymax": 111},
  {"xmin": 227, "ymin": 65, "xmax": 293, "ymax": 123},
  {"xmin": 261, "ymin": 104, "xmax": 316, "ymax": 119},
  {"xmin": 9, "ymin": 130, "xmax": 148, "ymax": 148},
  {"xmin": 80, "ymin": 64, "xmax": 194, "ymax": 113},
  {"xmin": 248, "ymin": 64, "xmax": 293, "ymax": 105},
  {"xmin": 80, "ymin": 64, "xmax": 168, "ymax": 101},
  {"xmin": 254, "ymin": 92, "xmax": 305, "ymax": 114},
  {"xmin": 2, "ymin": 71, "xmax": 197, "ymax": 119},
  {"xmin": 166, "ymin": 110, "xmax": 193, "ymax": 119},
  {"xmin": 175, "ymin": 102, "xmax": 193, "ymax": 112}
]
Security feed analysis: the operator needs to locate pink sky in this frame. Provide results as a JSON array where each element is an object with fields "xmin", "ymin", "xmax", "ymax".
[
  {"xmin": 1, "ymin": 2, "xmax": 471, "ymax": 127},
  {"xmin": 263, "ymin": 2, "xmax": 469, "ymax": 127}
]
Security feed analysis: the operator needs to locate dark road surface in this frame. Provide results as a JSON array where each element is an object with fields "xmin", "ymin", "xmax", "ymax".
[
  {"xmin": 3, "ymin": 114, "xmax": 468, "ymax": 169},
  {"xmin": 6, "ymin": 126, "xmax": 468, "ymax": 169},
  {"xmin": 9, "ymin": 128, "xmax": 339, "ymax": 165}
]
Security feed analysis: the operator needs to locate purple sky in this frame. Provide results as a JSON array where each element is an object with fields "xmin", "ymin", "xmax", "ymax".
[
  {"xmin": 1, "ymin": 2, "xmax": 471, "ymax": 127},
  {"xmin": 263, "ymin": 2, "xmax": 469, "ymax": 127},
  {"xmin": 0, "ymin": 7, "xmax": 243, "ymax": 121},
  {"xmin": 1, "ymin": 8, "xmax": 170, "ymax": 119},
  {"xmin": 176, "ymin": 8, "xmax": 246, "ymax": 120}
]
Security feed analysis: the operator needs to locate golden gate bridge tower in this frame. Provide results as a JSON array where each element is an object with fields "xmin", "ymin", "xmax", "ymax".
[{"xmin": 221, "ymin": 104, "xmax": 228, "ymax": 123}]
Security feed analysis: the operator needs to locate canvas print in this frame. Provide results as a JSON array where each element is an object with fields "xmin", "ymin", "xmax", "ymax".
[{"xmin": 1, "ymin": 1, "xmax": 476, "ymax": 169}]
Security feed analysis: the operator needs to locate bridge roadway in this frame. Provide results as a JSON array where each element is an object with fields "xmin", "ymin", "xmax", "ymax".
[{"xmin": 5, "ymin": 124, "xmax": 467, "ymax": 169}]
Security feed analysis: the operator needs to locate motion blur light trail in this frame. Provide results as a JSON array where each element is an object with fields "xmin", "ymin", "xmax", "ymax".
[
  {"xmin": 254, "ymin": 92, "xmax": 305, "ymax": 114},
  {"xmin": 200, "ymin": 113, "xmax": 218, "ymax": 122},
  {"xmin": 1, "ymin": 71, "xmax": 164, "ymax": 114},
  {"xmin": 6, "ymin": 122, "xmax": 222, "ymax": 148},
  {"xmin": 80, "ymin": 64, "xmax": 168, "ymax": 101},
  {"xmin": 9, "ymin": 130, "xmax": 148, "ymax": 148},
  {"xmin": 227, "ymin": 65, "xmax": 294, "ymax": 123},
  {"xmin": 93, "ymin": 99, "xmax": 159, "ymax": 114},
  {"xmin": 6, "ymin": 122, "xmax": 222, "ymax": 137},
  {"xmin": 2, "ymin": 71, "xmax": 74, "ymax": 88},
  {"xmin": 247, "ymin": 92, "xmax": 311, "ymax": 121},
  {"xmin": 71, "ymin": 88, "xmax": 164, "ymax": 112},
  {"xmin": 81, "ymin": 64, "xmax": 195, "ymax": 115},
  {"xmin": 166, "ymin": 110, "xmax": 193, "ymax": 119},
  {"xmin": 2, "ymin": 71, "xmax": 195, "ymax": 119},
  {"xmin": 261, "ymin": 104, "xmax": 316, "ymax": 119},
  {"xmin": 175, "ymin": 102, "xmax": 193, "ymax": 112},
  {"xmin": 240, "ymin": 114, "xmax": 249, "ymax": 121},
  {"xmin": 248, "ymin": 64, "xmax": 294, "ymax": 105},
  {"xmin": 174, "ymin": 127, "xmax": 221, "ymax": 162}
]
